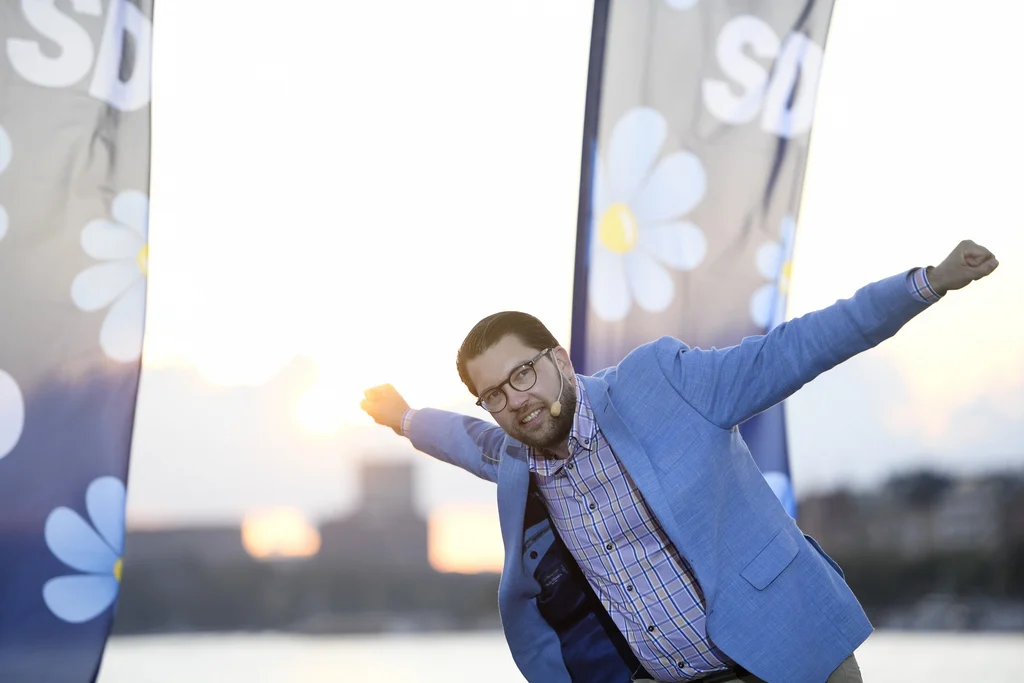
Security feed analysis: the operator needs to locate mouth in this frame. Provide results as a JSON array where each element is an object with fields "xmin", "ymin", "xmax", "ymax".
[{"xmin": 519, "ymin": 407, "xmax": 544, "ymax": 426}]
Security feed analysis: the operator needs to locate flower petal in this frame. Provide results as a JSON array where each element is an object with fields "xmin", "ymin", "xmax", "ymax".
[
  {"xmin": 45, "ymin": 507, "xmax": 119, "ymax": 574},
  {"xmin": 640, "ymin": 221, "xmax": 708, "ymax": 272},
  {"xmin": 589, "ymin": 247, "xmax": 631, "ymax": 322},
  {"xmin": 86, "ymin": 477, "xmax": 126, "ymax": 555},
  {"xmin": 750, "ymin": 283, "xmax": 775, "ymax": 329},
  {"xmin": 0, "ymin": 124, "xmax": 10, "ymax": 175},
  {"xmin": 71, "ymin": 261, "xmax": 141, "ymax": 312},
  {"xmin": 0, "ymin": 205, "xmax": 7, "ymax": 242},
  {"xmin": 756, "ymin": 241, "xmax": 783, "ymax": 280},
  {"xmin": 607, "ymin": 107, "xmax": 666, "ymax": 203},
  {"xmin": 632, "ymin": 151, "xmax": 706, "ymax": 224},
  {"xmin": 81, "ymin": 218, "xmax": 145, "ymax": 260},
  {"xmin": 100, "ymin": 280, "xmax": 146, "ymax": 362},
  {"xmin": 43, "ymin": 574, "xmax": 119, "ymax": 624},
  {"xmin": 111, "ymin": 190, "xmax": 149, "ymax": 239},
  {"xmin": 0, "ymin": 369, "xmax": 24, "ymax": 460},
  {"xmin": 779, "ymin": 214, "xmax": 797, "ymax": 242},
  {"xmin": 625, "ymin": 250, "xmax": 675, "ymax": 313}
]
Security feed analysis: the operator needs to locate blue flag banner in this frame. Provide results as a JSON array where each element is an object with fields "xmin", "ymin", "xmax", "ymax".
[
  {"xmin": 571, "ymin": 0, "xmax": 836, "ymax": 517},
  {"xmin": 0, "ymin": 1, "xmax": 153, "ymax": 679}
]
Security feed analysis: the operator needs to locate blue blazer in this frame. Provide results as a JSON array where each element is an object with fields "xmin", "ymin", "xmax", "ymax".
[{"xmin": 407, "ymin": 271, "xmax": 932, "ymax": 683}]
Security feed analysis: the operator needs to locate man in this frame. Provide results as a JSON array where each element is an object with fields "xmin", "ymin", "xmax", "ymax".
[{"xmin": 360, "ymin": 240, "xmax": 998, "ymax": 683}]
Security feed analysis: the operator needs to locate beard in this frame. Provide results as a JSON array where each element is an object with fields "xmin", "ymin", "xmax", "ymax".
[{"xmin": 508, "ymin": 372, "xmax": 577, "ymax": 452}]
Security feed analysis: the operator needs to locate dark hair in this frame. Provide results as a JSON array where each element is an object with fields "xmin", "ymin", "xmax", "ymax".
[{"xmin": 456, "ymin": 311, "xmax": 561, "ymax": 396}]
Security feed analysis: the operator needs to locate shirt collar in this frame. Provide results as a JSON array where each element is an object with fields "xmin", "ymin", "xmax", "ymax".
[{"xmin": 528, "ymin": 376, "xmax": 596, "ymax": 476}]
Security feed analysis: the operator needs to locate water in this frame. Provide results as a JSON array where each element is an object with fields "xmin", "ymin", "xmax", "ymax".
[{"xmin": 97, "ymin": 630, "xmax": 1024, "ymax": 682}]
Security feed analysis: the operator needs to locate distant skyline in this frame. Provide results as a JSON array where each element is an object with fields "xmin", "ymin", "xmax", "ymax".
[{"xmin": 126, "ymin": 1, "xmax": 1023, "ymax": 571}]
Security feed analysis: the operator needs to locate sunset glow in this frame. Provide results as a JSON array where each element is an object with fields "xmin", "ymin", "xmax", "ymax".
[
  {"xmin": 428, "ymin": 504, "xmax": 505, "ymax": 574},
  {"xmin": 241, "ymin": 507, "xmax": 321, "ymax": 560}
]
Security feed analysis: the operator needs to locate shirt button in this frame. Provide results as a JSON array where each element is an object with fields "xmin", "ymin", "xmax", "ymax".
[
  {"xmin": 584, "ymin": 439, "xmax": 589, "ymax": 445},
  {"xmin": 605, "ymin": 543, "xmax": 613, "ymax": 551},
  {"xmin": 647, "ymin": 625, "xmax": 655, "ymax": 633},
  {"xmin": 589, "ymin": 502, "xmax": 596, "ymax": 510},
  {"xmin": 529, "ymin": 551, "xmax": 538, "ymax": 559},
  {"xmin": 566, "ymin": 463, "xmax": 574, "ymax": 470},
  {"xmin": 626, "ymin": 585, "xmax": 633, "ymax": 592},
  {"xmin": 677, "ymin": 662, "xmax": 686, "ymax": 669}
]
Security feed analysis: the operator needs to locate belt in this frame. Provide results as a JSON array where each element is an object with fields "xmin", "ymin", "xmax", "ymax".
[
  {"xmin": 695, "ymin": 665, "xmax": 749, "ymax": 683},
  {"xmin": 632, "ymin": 664, "xmax": 749, "ymax": 683}
]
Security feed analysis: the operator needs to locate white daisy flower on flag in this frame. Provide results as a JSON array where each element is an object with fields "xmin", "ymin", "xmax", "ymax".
[
  {"xmin": 0, "ymin": 369, "xmax": 24, "ymax": 461},
  {"xmin": 750, "ymin": 215, "xmax": 797, "ymax": 330},
  {"xmin": 589, "ymin": 107, "xmax": 708, "ymax": 322},
  {"xmin": 0, "ymin": 124, "xmax": 11, "ymax": 242},
  {"xmin": 43, "ymin": 477, "xmax": 126, "ymax": 623},
  {"xmin": 71, "ymin": 190, "xmax": 149, "ymax": 362}
]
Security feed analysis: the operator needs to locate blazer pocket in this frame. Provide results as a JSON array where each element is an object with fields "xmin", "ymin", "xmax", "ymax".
[{"xmin": 740, "ymin": 530, "xmax": 800, "ymax": 590}]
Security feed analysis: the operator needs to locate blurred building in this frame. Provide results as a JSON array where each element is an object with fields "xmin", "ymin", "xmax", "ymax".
[
  {"xmin": 796, "ymin": 489, "xmax": 865, "ymax": 557},
  {"xmin": 316, "ymin": 460, "xmax": 430, "ymax": 572},
  {"xmin": 123, "ymin": 459, "xmax": 431, "ymax": 574},
  {"xmin": 797, "ymin": 469, "xmax": 1024, "ymax": 559},
  {"xmin": 123, "ymin": 525, "xmax": 249, "ymax": 567},
  {"xmin": 931, "ymin": 478, "xmax": 1003, "ymax": 553}
]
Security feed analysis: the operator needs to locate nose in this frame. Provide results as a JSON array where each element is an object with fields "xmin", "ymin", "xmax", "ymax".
[{"xmin": 506, "ymin": 386, "xmax": 530, "ymax": 411}]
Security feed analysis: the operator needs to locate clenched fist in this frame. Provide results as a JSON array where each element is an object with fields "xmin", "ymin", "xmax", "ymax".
[
  {"xmin": 360, "ymin": 384, "xmax": 410, "ymax": 436},
  {"xmin": 928, "ymin": 240, "xmax": 999, "ymax": 295}
]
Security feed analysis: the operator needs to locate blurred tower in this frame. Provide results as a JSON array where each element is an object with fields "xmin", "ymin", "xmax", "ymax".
[
  {"xmin": 361, "ymin": 460, "xmax": 415, "ymax": 523},
  {"xmin": 317, "ymin": 459, "xmax": 430, "ymax": 572}
]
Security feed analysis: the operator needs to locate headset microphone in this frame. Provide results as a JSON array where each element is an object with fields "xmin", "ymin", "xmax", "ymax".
[{"xmin": 549, "ymin": 365, "xmax": 565, "ymax": 417}]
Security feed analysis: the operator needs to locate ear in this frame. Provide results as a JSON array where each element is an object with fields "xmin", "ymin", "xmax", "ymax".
[{"xmin": 553, "ymin": 346, "xmax": 573, "ymax": 373}]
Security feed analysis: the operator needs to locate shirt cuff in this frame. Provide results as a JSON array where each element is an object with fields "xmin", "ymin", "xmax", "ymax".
[
  {"xmin": 906, "ymin": 267, "xmax": 942, "ymax": 304},
  {"xmin": 400, "ymin": 408, "xmax": 418, "ymax": 437}
]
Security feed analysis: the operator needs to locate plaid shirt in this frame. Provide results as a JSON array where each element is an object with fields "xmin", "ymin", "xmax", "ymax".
[
  {"xmin": 404, "ymin": 268, "xmax": 941, "ymax": 681},
  {"xmin": 908, "ymin": 266, "xmax": 942, "ymax": 303},
  {"xmin": 529, "ymin": 381, "xmax": 731, "ymax": 681}
]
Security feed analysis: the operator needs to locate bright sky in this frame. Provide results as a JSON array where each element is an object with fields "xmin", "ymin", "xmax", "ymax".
[{"xmin": 130, "ymin": 0, "xmax": 1023, "ymax": 571}]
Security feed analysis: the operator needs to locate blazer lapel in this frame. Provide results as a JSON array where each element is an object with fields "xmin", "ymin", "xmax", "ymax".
[
  {"xmin": 581, "ymin": 376, "xmax": 676, "ymax": 538},
  {"xmin": 496, "ymin": 439, "xmax": 532, "ymax": 583}
]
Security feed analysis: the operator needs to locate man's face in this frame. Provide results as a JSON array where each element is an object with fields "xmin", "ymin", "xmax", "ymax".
[{"xmin": 465, "ymin": 334, "xmax": 576, "ymax": 452}]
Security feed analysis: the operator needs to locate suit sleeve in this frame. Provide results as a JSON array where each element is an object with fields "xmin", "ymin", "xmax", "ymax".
[
  {"xmin": 658, "ymin": 270, "xmax": 933, "ymax": 429},
  {"xmin": 405, "ymin": 408, "xmax": 502, "ymax": 483}
]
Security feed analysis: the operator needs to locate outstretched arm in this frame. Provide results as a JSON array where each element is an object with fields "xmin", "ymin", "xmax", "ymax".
[
  {"xmin": 662, "ymin": 240, "xmax": 998, "ymax": 429},
  {"xmin": 361, "ymin": 385, "xmax": 501, "ymax": 483}
]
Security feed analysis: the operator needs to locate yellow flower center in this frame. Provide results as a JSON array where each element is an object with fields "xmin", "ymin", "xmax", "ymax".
[
  {"xmin": 779, "ymin": 260, "xmax": 793, "ymax": 293},
  {"xmin": 113, "ymin": 557, "xmax": 123, "ymax": 583},
  {"xmin": 598, "ymin": 203, "xmax": 638, "ymax": 254},
  {"xmin": 137, "ymin": 244, "xmax": 149, "ymax": 276}
]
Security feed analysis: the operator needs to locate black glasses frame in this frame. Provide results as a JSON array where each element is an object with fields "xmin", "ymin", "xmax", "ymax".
[{"xmin": 475, "ymin": 348, "xmax": 552, "ymax": 413}]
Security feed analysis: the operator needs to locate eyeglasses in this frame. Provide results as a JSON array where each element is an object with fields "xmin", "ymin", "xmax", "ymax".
[{"xmin": 475, "ymin": 348, "xmax": 552, "ymax": 414}]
